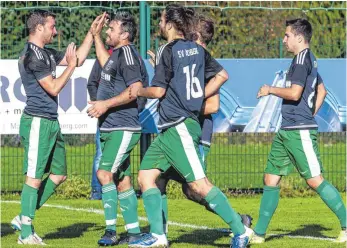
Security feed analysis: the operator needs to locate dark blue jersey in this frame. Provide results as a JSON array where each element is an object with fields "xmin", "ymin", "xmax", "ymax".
[
  {"xmin": 152, "ymin": 39, "xmax": 223, "ymax": 129},
  {"xmin": 18, "ymin": 42, "xmax": 65, "ymax": 119},
  {"xmin": 96, "ymin": 44, "xmax": 149, "ymax": 132},
  {"xmin": 281, "ymin": 48, "xmax": 323, "ymax": 130}
]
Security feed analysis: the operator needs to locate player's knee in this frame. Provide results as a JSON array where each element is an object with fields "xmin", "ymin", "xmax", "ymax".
[
  {"xmin": 48, "ymin": 174, "xmax": 67, "ymax": 185},
  {"xmin": 97, "ymin": 170, "xmax": 113, "ymax": 185},
  {"xmin": 117, "ymin": 176, "xmax": 132, "ymax": 192},
  {"xmin": 263, "ymin": 174, "xmax": 281, "ymax": 187},
  {"xmin": 25, "ymin": 177, "xmax": 41, "ymax": 189},
  {"xmin": 306, "ymin": 175, "xmax": 324, "ymax": 190},
  {"xmin": 188, "ymin": 178, "xmax": 212, "ymax": 197}
]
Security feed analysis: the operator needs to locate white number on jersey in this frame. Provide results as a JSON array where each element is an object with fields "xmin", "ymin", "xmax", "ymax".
[{"xmin": 183, "ymin": 64, "xmax": 203, "ymax": 100}]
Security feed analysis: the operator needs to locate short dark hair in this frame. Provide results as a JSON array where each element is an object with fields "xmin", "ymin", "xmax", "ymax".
[
  {"xmin": 286, "ymin": 18, "xmax": 312, "ymax": 43},
  {"xmin": 111, "ymin": 11, "xmax": 137, "ymax": 42},
  {"xmin": 27, "ymin": 10, "xmax": 56, "ymax": 34},
  {"xmin": 196, "ymin": 14, "xmax": 214, "ymax": 45},
  {"xmin": 165, "ymin": 4, "xmax": 195, "ymax": 38}
]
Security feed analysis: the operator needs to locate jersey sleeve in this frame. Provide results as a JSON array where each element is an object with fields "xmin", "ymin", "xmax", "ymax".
[
  {"xmin": 87, "ymin": 60, "xmax": 102, "ymax": 101},
  {"xmin": 290, "ymin": 61, "xmax": 310, "ymax": 87},
  {"xmin": 204, "ymin": 49, "xmax": 223, "ymax": 81},
  {"xmin": 46, "ymin": 47, "xmax": 65, "ymax": 65},
  {"xmin": 118, "ymin": 46, "xmax": 143, "ymax": 87},
  {"xmin": 151, "ymin": 46, "xmax": 173, "ymax": 89},
  {"xmin": 26, "ymin": 52, "xmax": 52, "ymax": 81},
  {"xmin": 317, "ymin": 72, "xmax": 323, "ymax": 85}
]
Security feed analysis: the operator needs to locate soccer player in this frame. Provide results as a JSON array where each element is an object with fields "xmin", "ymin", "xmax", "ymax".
[
  {"xmin": 128, "ymin": 5, "xmax": 253, "ymax": 248},
  {"xmin": 87, "ymin": 47, "xmax": 113, "ymax": 200},
  {"xmin": 148, "ymin": 13, "xmax": 252, "ymax": 235},
  {"xmin": 251, "ymin": 18, "xmax": 347, "ymax": 244},
  {"xmin": 87, "ymin": 11, "xmax": 148, "ymax": 246},
  {"xmin": 11, "ymin": 9, "xmax": 96, "ymax": 245}
]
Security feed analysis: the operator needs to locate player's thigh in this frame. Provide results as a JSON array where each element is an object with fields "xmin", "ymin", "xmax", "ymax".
[
  {"xmin": 19, "ymin": 114, "xmax": 57, "ymax": 179},
  {"xmin": 265, "ymin": 130, "xmax": 294, "ymax": 176},
  {"xmin": 140, "ymin": 134, "xmax": 170, "ymax": 172},
  {"xmin": 284, "ymin": 130, "xmax": 323, "ymax": 179},
  {"xmin": 50, "ymin": 123, "xmax": 67, "ymax": 176},
  {"xmin": 99, "ymin": 131, "xmax": 141, "ymax": 173},
  {"xmin": 164, "ymin": 118, "xmax": 206, "ymax": 183}
]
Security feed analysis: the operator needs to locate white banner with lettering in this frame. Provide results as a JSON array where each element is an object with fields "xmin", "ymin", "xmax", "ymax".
[{"xmin": 0, "ymin": 59, "xmax": 98, "ymax": 134}]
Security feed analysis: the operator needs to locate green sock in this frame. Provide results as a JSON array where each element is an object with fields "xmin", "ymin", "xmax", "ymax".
[
  {"xmin": 142, "ymin": 188, "xmax": 163, "ymax": 235},
  {"xmin": 20, "ymin": 184, "xmax": 38, "ymax": 238},
  {"xmin": 36, "ymin": 177, "xmax": 57, "ymax": 210},
  {"xmin": 118, "ymin": 188, "xmax": 140, "ymax": 234},
  {"xmin": 316, "ymin": 180, "xmax": 346, "ymax": 229},
  {"xmin": 161, "ymin": 194, "xmax": 168, "ymax": 233},
  {"xmin": 102, "ymin": 183, "xmax": 118, "ymax": 231},
  {"xmin": 254, "ymin": 185, "xmax": 280, "ymax": 236},
  {"xmin": 204, "ymin": 186, "xmax": 245, "ymax": 235}
]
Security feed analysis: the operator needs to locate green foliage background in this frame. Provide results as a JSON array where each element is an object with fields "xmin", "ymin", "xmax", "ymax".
[{"xmin": 1, "ymin": 1, "xmax": 346, "ymax": 59}]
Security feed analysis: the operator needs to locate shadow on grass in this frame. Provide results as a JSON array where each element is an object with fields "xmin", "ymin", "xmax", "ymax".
[
  {"xmin": 1, "ymin": 223, "xmax": 16, "ymax": 237},
  {"xmin": 171, "ymin": 228, "xmax": 230, "ymax": 247},
  {"xmin": 267, "ymin": 224, "xmax": 333, "ymax": 241},
  {"xmin": 43, "ymin": 223, "xmax": 106, "ymax": 240}
]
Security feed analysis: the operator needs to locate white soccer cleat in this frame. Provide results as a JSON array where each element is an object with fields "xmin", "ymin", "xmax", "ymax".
[
  {"xmin": 128, "ymin": 233, "xmax": 168, "ymax": 247},
  {"xmin": 11, "ymin": 215, "xmax": 43, "ymax": 242},
  {"xmin": 249, "ymin": 233, "xmax": 265, "ymax": 244},
  {"xmin": 18, "ymin": 234, "xmax": 46, "ymax": 245}
]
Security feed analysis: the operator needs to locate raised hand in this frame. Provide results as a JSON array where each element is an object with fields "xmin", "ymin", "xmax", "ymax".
[
  {"xmin": 65, "ymin": 42, "xmax": 78, "ymax": 67},
  {"xmin": 90, "ymin": 12, "xmax": 108, "ymax": 37}
]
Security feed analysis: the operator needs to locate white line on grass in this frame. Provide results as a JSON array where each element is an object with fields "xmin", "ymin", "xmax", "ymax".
[{"xmin": 1, "ymin": 200, "xmax": 336, "ymax": 242}]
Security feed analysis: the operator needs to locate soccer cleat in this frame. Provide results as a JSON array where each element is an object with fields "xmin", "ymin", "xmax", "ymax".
[
  {"xmin": 128, "ymin": 233, "xmax": 168, "ymax": 248},
  {"xmin": 11, "ymin": 215, "xmax": 21, "ymax": 231},
  {"xmin": 333, "ymin": 229, "xmax": 347, "ymax": 243},
  {"xmin": 117, "ymin": 233, "xmax": 146, "ymax": 245},
  {"xmin": 18, "ymin": 234, "xmax": 46, "ymax": 245},
  {"xmin": 229, "ymin": 214, "xmax": 253, "ymax": 237},
  {"xmin": 249, "ymin": 232, "xmax": 265, "ymax": 244},
  {"xmin": 98, "ymin": 229, "xmax": 118, "ymax": 246},
  {"xmin": 11, "ymin": 215, "xmax": 43, "ymax": 242},
  {"xmin": 90, "ymin": 189, "xmax": 102, "ymax": 200},
  {"xmin": 230, "ymin": 226, "xmax": 254, "ymax": 248}
]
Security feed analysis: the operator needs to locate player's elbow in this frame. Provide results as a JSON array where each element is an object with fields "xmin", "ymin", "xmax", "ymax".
[
  {"xmin": 155, "ymin": 87, "xmax": 166, "ymax": 98},
  {"xmin": 218, "ymin": 69, "xmax": 229, "ymax": 82},
  {"xmin": 291, "ymin": 91, "xmax": 302, "ymax": 101}
]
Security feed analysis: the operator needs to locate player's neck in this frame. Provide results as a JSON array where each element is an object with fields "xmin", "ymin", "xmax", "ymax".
[
  {"xmin": 28, "ymin": 35, "xmax": 45, "ymax": 48},
  {"xmin": 294, "ymin": 44, "xmax": 309, "ymax": 55},
  {"xmin": 167, "ymin": 33, "xmax": 184, "ymax": 43},
  {"xmin": 114, "ymin": 40, "xmax": 131, "ymax": 49}
]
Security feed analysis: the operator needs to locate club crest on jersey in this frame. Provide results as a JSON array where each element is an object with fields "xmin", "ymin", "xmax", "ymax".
[
  {"xmin": 314, "ymin": 61, "xmax": 317, "ymax": 68},
  {"xmin": 105, "ymin": 60, "xmax": 114, "ymax": 71}
]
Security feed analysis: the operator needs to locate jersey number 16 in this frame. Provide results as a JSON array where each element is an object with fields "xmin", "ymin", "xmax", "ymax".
[{"xmin": 183, "ymin": 64, "xmax": 203, "ymax": 100}]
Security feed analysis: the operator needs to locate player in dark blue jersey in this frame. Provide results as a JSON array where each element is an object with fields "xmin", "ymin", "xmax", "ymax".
[
  {"xmin": 251, "ymin": 18, "xmax": 346, "ymax": 244},
  {"xmin": 12, "ymin": 10, "xmax": 98, "ymax": 245},
  {"xmin": 87, "ymin": 47, "xmax": 113, "ymax": 200},
  {"xmin": 148, "ymin": 12, "xmax": 252, "ymax": 236},
  {"xmin": 87, "ymin": 11, "xmax": 148, "ymax": 246},
  {"xmin": 128, "ymin": 5, "xmax": 253, "ymax": 248}
]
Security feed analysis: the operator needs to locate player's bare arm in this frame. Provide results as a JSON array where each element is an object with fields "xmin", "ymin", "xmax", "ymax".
[
  {"xmin": 313, "ymin": 83, "xmax": 327, "ymax": 116},
  {"xmin": 257, "ymin": 83, "xmax": 304, "ymax": 101},
  {"xmin": 58, "ymin": 14, "xmax": 105, "ymax": 67},
  {"xmin": 131, "ymin": 86, "xmax": 166, "ymax": 99},
  {"xmin": 91, "ymin": 12, "xmax": 111, "ymax": 68},
  {"xmin": 87, "ymin": 81, "xmax": 142, "ymax": 118},
  {"xmin": 204, "ymin": 69, "xmax": 228, "ymax": 98},
  {"xmin": 202, "ymin": 92, "xmax": 220, "ymax": 115},
  {"xmin": 38, "ymin": 43, "xmax": 77, "ymax": 96}
]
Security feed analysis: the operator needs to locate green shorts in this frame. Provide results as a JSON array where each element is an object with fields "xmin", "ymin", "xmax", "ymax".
[
  {"xmin": 99, "ymin": 130, "xmax": 140, "ymax": 179},
  {"xmin": 140, "ymin": 118, "xmax": 206, "ymax": 183},
  {"xmin": 265, "ymin": 129, "xmax": 323, "ymax": 179},
  {"xmin": 20, "ymin": 113, "xmax": 67, "ymax": 179}
]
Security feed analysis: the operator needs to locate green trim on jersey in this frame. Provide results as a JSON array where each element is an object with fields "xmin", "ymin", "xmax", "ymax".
[
  {"xmin": 265, "ymin": 129, "xmax": 323, "ymax": 179},
  {"xmin": 20, "ymin": 113, "xmax": 66, "ymax": 179}
]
